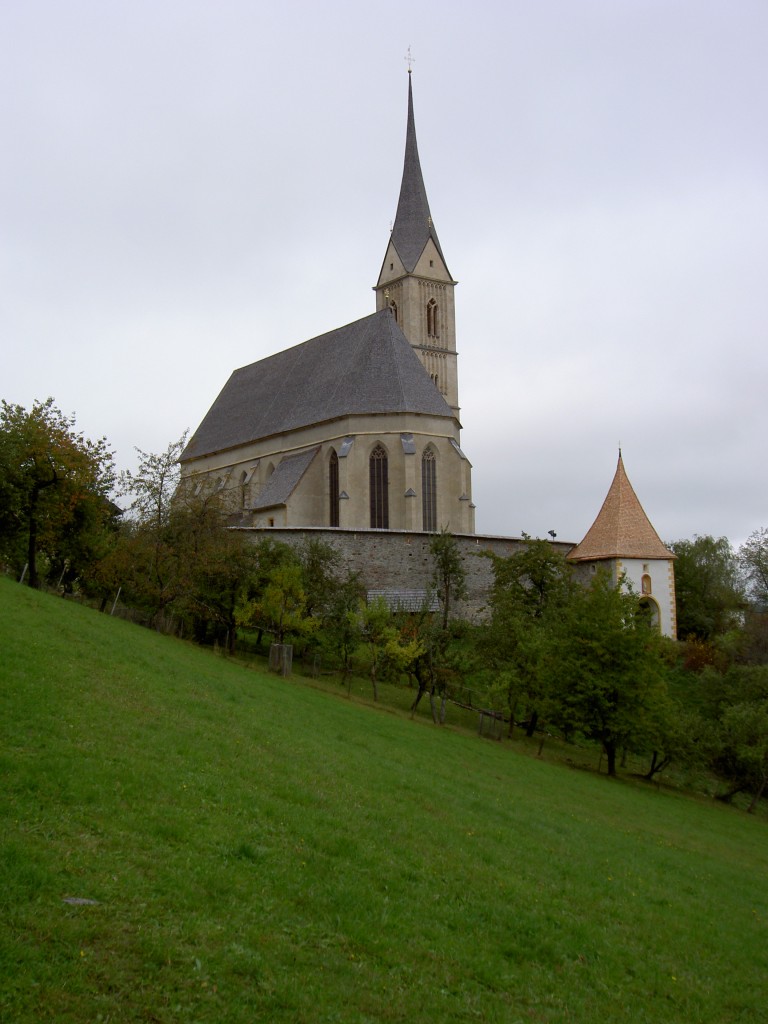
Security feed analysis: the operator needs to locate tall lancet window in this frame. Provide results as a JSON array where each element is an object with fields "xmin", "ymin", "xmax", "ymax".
[
  {"xmin": 389, "ymin": 300, "xmax": 398, "ymax": 324},
  {"xmin": 422, "ymin": 447, "xmax": 437, "ymax": 532},
  {"xmin": 369, "ymin": 445, "xmax": 389, "ymax": 529},
  {"xmin": 329, "ymin": 450, "xmax": 340, "ymax": 527},
  {"xmin": 426, "ymin": 298, "xmax": 438, "ymax": 339}
]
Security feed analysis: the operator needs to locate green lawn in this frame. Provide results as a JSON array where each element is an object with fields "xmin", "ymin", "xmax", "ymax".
[{"xmin": 2, "ymin": 575, "xmax": 767, "ymax": 1023}]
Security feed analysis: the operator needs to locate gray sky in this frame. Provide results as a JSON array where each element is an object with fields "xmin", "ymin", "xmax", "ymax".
[{"xmin": 3, "ymin": 0, "xmax": 766, "ymax": 546}]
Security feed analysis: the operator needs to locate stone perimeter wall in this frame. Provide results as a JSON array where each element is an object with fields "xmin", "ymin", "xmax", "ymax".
[{"xmin": 229, "ymin": 526, "xmax": 575, "ymax": 621}]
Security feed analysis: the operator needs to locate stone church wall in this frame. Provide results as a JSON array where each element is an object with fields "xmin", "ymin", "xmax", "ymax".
[{"xmin": 229, "ymin": 526, "xmax": 574, "ymax": 621}]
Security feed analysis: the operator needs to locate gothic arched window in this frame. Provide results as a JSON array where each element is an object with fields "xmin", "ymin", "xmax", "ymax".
[
  {"xmin": 369, "ymin": 445, "xmax": 389, "ymax": 529},
  {"xmin": 389, "ymin": 300, "xmax": 398, "ymax": 324},
  {"xmin": 329, "ymin": 450, "xmax": 339, "ymax": 527},
  {"xmin": 422, "ymin": 447, "xmax": 437, "ymax": 532},
  {"xmin": 426, "ymin": 298, "xmax": 438, "ymax": 338}
]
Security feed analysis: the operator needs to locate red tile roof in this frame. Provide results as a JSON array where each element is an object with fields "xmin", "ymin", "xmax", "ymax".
[{"xmin": 568, "ymin": 454, "xmax": 673, "ymax": 562}]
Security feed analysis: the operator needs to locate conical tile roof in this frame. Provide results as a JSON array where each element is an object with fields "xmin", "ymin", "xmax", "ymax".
[
  {"xmin": 390, "ymin": 75, "xmax": 449, "ymax": 275},
  {"xmin": 568, "ymin": 454, "xmax": 673, "ymax": 562}
]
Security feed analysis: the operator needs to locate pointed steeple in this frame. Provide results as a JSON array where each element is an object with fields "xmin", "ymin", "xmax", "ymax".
[
  {"xmin": 390, "ymin": 74, "xmax": 450, "ymax": 275},
  {"xmin": 568, "ymin": 453, "xmax": 673, "ymax": 562},
  {"xmin": 375, "ymin": 71, "xmax": 460, "ymax": 419}
]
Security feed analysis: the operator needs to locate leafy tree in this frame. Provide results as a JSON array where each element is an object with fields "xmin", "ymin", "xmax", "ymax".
[
  {"xmin": 174, "ymin": 488, "xmax": 258, "ymax": 649},
  {"xmin": 486, "ymin": 537, "xmax": 575, "ymax": 737},
  {"xmin": 740, "ymin": 528, "xmax": 768, "ymax": 610},
  {"xmin": 108, "ymin": 436, "xmax": 191, "ymax": 625},
  {"xmin": 0, "ymin": 398, "xmax": 115, "ymax": 588},
  {"xmin": 546, "ymin": 571, "xmax": 671, "ymax": 777},
  {"xmin": 120, "ymin": 433, "xmax": 188, "ymax": 532},
  {"xmin": 296, "ymin": 538, "xmax": 341, "ymax": 619},
  {"xmin": 357, "ymin": 597, "xmax": 424, "ymax": 702},
  {"xmin": 430, "ymin": 528, "xmax": 467, "ymax": 631},
  {"xmin": 317, "ymin": 572, "xmax": 365, "ymax": 685},
  {"xmin": 712, "ymin": 701, "xmax": 768, "ymax": 811},
  {"xmin": 669, "ymin": 535, "xmax": 743, "ymax": 641},
  {"xmin": 238, "ymin": 562, "xmax": 316, "ymax": 647}
]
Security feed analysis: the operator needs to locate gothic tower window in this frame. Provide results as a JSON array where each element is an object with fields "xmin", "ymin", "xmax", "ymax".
[
  {"xmin": 389, "ymin": 300, "xmax": 398, "ymax": 323},
  {"xmin": 422, "ymin": 447, "xmax": 437, "ymax": 532},
  {"xmin": 426, "ymin": 298, "xmax": 438, "ymax": 339},
  {"xmin": 329, "ymin": 450, "xmax": 340, "ymax": 527},
  {"xmin": 369, "ymin": 445, "xmax": 389, "ymax": 529}
]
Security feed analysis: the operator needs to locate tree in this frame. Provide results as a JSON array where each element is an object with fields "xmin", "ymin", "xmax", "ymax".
[
  {"xmin": 430, "ymin": 528, "xmax": 467, "ymax": 632},
  {"xmin": 296, "ymin": 538, "xmax": 341, "ymax": 619},
  {"xmin": 173, "ymin": 487, "xmax": 258, "ymax": 649},
  {"xmin": 238, "ymin": 562, "xmax": 317, "ymax": 647},
  {"xmin": 317, "ymin": 571, "xmax": 365, "ymax": 685},
  {"xmin": 486, "ymin": 537, "xmax": 575, "ymax": 737},
  {"xmin": 669, "ymin": 535, "xmax": 743, "ymax": 641},
  {"xmin": 357, "ymin": 597, "xmax": 423, "ymax": 702},
  {"xmin": 0, "ymin": 398, "xmax": 115, "ymax": 588},
  {"xmin": 712, "ymin": 702, "xmax": 768, "ymax": 811},
  {"xmin": 740, "ymin": 528, "xmax": 768, "ymax": 610},
  {"xmin": 547, "ymin": 571, "xmax": 671, "ymax": 777},
  {"xmin": 110, "ymin": 435, "xmax": 190, "ymax": 625}
]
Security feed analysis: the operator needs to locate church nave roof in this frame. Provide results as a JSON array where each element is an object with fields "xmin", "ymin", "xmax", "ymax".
[{"xmin": 181, "ymin": 308, "xmax": 454, "ymax": 461}]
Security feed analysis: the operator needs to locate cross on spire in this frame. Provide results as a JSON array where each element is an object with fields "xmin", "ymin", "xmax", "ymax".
[{"xmin": 404, "ymin": 45, "xmax": 415, "ymax": 74}]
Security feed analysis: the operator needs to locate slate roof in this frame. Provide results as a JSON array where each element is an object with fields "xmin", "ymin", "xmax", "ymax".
[
  {"xmin": 389, "ymin": 75, "xmax": 450, "ymax": 275},
  {"xmin": 367, "ymin": 589, "xmax": 439, "ymax": 613},
  {"xmin": 251, "ymin": 447, "xmax": 319, "ymax": 511},
  {"xmin": 181, "ymin": 308, "xmax": 454, "ymax": 461},
  {"xmin": 568, "ymin": 454, "xmax": 674, "ymax": 562}
]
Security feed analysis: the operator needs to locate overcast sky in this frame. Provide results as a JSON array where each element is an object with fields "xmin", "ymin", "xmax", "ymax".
[{"xmin": 2, "ymin": 0, "xmax": 766, "ymax": 547}]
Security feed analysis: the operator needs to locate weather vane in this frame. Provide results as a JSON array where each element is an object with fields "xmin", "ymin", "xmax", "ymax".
[{"xmin": 405, "ymin": 46, "xmax": 415, "ymax": 73}]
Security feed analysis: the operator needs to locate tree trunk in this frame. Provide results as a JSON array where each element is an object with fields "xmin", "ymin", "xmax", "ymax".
[
  {"xmin": 525, "ymin": 709, "xmax": 538, "ymax": 738},
  {"xmin": 410, "ymin": 685, "xmax": 427, "ymax": 716},
  {"xmin": 27, "ymin": 489, "xmax": 40, "ymax": 588},
  {"xmin": 747, "ymin": 775, "xmax": 768, "ymax": 814},
  {"xmin": 604, "ymin": 741, "xmax": 617, "ymax": 777},
  {"xmin": 644, "ymin": 750, "xmax": 672, "ymax": 780}
]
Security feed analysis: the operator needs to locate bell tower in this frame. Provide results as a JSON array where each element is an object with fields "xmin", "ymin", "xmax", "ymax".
[{"xmin": 375, "ymin": 71, "xmax": 460, "ymax": 419}]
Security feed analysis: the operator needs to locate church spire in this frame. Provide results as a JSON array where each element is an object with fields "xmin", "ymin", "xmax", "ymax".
[
  {"xmin": 375, "ymin": 71, "xmax": 460, "ymax": 419},
  {"xmin": 390, "ymin": 75, "xmax": 449, "ymax": 275}
]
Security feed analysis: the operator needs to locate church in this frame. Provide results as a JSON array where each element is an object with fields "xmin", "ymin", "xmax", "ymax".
[
  {"xmin": 180, "ymin": 73, "xmax": 474, "ymax": 536},
  {"xmin": 180, "ymin": 73, "xmax": 676, "ymax": 639}
]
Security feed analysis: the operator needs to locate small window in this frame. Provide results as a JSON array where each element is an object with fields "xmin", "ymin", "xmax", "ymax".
[
  {"xmin": 390, "ymin": 262, "xmax": 394, "ymax": 270},
  {"xmin": 369, "ymin": 445, "xmax": 389, "ymax": 529},
  {"xmin": 268, "ymin": 517, "xmax": 275, "ymax": 528},
  {"xmin": 422, "ymin": 447, "xmax": 437, "ymax": 532},
  {"xmin": 389, "ymin": 300, "xmax": 398, "ymax": 324},
  {"xmin": 329, "ymin": 450, "xmax": 340, "ymax": 527},
  {"xmin": 641, "ymin": 574, "xmax": 652, "ymax": 595},
  {"xmin": 426, "ymin": 298, "xmax": 438, "ymax": 338}
]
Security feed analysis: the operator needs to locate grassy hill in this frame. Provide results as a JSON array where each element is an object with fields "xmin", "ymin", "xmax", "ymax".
[{"xmin": 2, "ymin": 576, "xmax": 767, "ymax": 1023}]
